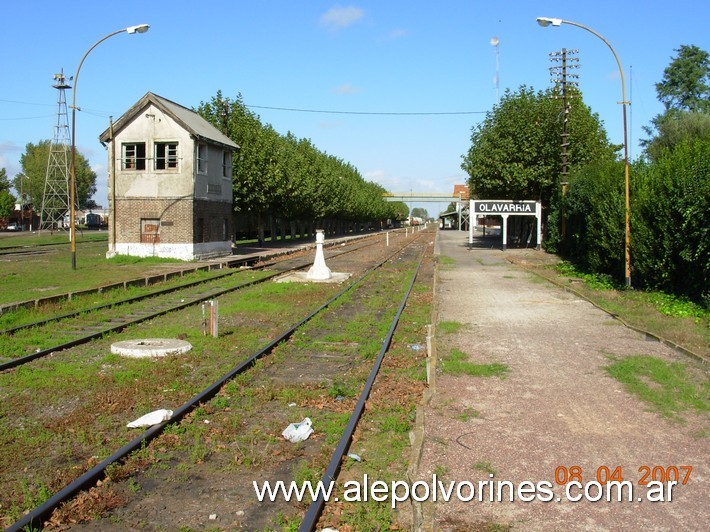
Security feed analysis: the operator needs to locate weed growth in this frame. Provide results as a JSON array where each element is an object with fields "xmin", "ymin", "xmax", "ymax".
[
  {"xmin": 438, "ymin": 320, "xmax": 463, "ymax": 334},
  {"xmin": 605, "ymin": 355, "xmax": 709, "ymax": 420},
  {"xmin": 440, "ymin": 349, "xmax": 509, "ymax": 378}
]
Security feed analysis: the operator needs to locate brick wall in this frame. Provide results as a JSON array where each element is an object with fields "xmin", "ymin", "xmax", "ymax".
[
  {"xmin": 194, "ymin": 199, "xmax": 233, "ymax": 243},
  {"xmin": 112, "ymin": 197, "xmax": 232, "ymax": 245}
]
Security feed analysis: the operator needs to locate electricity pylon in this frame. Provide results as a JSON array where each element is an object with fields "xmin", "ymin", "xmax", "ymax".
[{"xmin": 40, "ymin": 71, "xmax": 73, "ymax": 232}]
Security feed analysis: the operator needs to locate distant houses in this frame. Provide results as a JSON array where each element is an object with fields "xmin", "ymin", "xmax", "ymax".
[{"xmin": 99, "ymin": 92, "xmax": 239, "ymax": 260}]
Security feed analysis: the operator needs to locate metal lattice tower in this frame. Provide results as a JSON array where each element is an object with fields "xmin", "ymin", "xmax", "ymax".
[
  {"xmin": 549, "ymin": 48, "xmax": 579, "ymax": 238},
  {"xmin": 40, "ymin": 71, "xmax": 73, "ymax": 231}
]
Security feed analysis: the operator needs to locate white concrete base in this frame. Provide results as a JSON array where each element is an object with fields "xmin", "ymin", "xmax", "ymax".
[
  {"xmin": 109, "ymin": 241, "xmax": 232, "ymax": 261},
  {"xmin": 111, "ymin": 338, "xmax": 193, "ymax": 358},
  {"xmin": 275, "ymin": 271, "xmax": 351, "ymax": 284}
]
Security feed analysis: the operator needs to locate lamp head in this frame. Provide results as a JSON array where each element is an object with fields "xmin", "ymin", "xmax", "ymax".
[
  {"xmin": 536, "ymin": 17, "xmax": 562, "ymax": 27},
  {"xmin": 126, "ymin": 24, "xmax": 150, "ymax": 34}
]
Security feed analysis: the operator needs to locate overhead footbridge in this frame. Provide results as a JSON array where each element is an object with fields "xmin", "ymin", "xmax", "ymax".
[{"xmin": 383, "ymin": 192, "xmax": 463, "ymax": 203}]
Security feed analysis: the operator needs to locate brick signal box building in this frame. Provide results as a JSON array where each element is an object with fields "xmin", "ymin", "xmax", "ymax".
[{"xmin": 99, "ymin": 92, "xmax": 239, "ymax": 260}]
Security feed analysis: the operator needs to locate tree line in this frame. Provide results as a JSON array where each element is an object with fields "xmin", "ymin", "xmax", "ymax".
[
  {"xmin": 2, "ymin": 94, "xmax": 407, "ymax": 237},
  {"xmin": 462, "ymin": 44, "xmax": 709, "ymax": 305},
  {"xmin": 196, "ymin": 92, "xmax": 407, "ymax": 241}
]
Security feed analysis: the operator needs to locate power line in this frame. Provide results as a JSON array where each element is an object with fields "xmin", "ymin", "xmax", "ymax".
[
  {"xmin": 0, "ymin": 115, "xmax": 55, "ymax": 121},
  {"xmin": 2, "ymin": 97, "xmax": 488, "ymax": 118},
  {"xmin": 245, "ymin": 104, "xmax": 487, "ymax": 116},
  {"xmin": 0, "ymin": 98, "xmax": 55, "ymax": 107}
]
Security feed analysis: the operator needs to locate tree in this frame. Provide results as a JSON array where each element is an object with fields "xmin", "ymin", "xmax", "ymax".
[
  {"xmin": 411, "ymin": 207, "xmax": 428, "ymax": 220},
  {"xmin": 632, "ymin": 137, "xmax": 709, "ymax": 302},
  {"xmin": 197, "ymin": 91, "xmax": 404, "ymax": 232},
  {"xmin": 655, "ymin": 45, "xmax": 710, "ymax": 113},
  {"xmin": 562, "ymin": 159, "xmax": 627, "ymax": 277},
  {"xmin": 641, "ymin": 110, "xmax": 710, "ymax": 162},
  {"xmin": 642, "ymin": 45, "xmax": 710, "ymax": 161},
  {"xmin": 13, "ymin": 141, "xmax": 97, "ymax": 210},
  {"xmin": 461, "ymin": 86, "xmax": 616, "ymax": 209},
  {"xmin": 0, "ymin": 167, "xmax": 10, "ymax": 192},
  {"xmin": 0, "ymin": 168, "xmax": 15, "ymax": 219}
]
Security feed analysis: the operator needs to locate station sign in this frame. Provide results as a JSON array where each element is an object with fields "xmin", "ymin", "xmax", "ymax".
[
  {"xmin": 472, "ymin": 200, "xmax": 537, "ymax": 214},
  {"xmin": 468, "ymin": 199, "xmax": 542, "ymax": 250}
]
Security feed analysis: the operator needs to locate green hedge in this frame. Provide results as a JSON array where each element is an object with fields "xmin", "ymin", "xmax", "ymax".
[{"xmin": 552, "ymin": 137, "xmax": 708, "ymax": 305}]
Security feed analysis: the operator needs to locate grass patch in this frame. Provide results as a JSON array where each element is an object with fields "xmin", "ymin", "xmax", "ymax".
[
  {"xmin": 534, "ymin": 261, "xmax": 709, "ymax": 358},
  {"xmin": 438, "ymin": 255, "xmax": 455, "ymax": 265},
  {"xmin": 438, "ymin": 320, "xmax": 463, "ymax": 334},
  {"xmin": 456, "ymin": 407, "xmax": 481, "ymax": 422},
  {"xmin": 555, "ymin": 261, "xmax": 619, "ymax": 290},
  {"xmin": 473, "ymin": 460, "xmax": 497, "ymax": 476},
  {"xmin": 440, "ymin": 349, "xmax": 509, "ymax": 378},
  {"xmin": 605, "ymin": 355, "xmax": 709, "ymax": 420},
  {"xmin": 434, "ymin": 464, "xmax": 449, "ymax": 478},
  {"xmin": 645, "ymin": 293, "xmax": 708, "ymax": 321}
]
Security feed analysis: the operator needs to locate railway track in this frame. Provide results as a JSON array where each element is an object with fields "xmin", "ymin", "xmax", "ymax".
[
  {"xmin": 2, "ymin": 230, "xmax": 433, "ymax": 530},
  {"xmin": 0, "ymin": 236, "xmax": 386, "ymax": 371},
  {"xmin": 0, "ymin": 238, "xmax": 107, "ymax": 258}
]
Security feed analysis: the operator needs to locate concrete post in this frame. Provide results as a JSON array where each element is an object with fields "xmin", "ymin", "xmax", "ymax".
[{"xmin": 306, "ymin": 230, "xmax": 332, "ymax": 280}]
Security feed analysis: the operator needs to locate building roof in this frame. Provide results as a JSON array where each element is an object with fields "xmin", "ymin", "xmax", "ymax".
[
  {"xmin": 98, "ymin": 92, "xmax": 239, "ymax": 150},
  {"xmin": 453, "ymin": 184, "xmax": 470, "ymax": 200}
]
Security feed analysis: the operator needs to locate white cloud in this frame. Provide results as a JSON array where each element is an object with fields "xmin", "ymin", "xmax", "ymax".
[
  {"xmin": 0, "ymin": 140, "xmax": 22, "ymax": 179},
  {"xmin": 319, "ymin": 5, "xmax": 364, "ymax": 31},
  {"xmin": 364, "ymin": 169, "xmax": 386, "ymax": 181},
  {"xmin": 365, "ymin": 170, "xmax": 454, "ymax": 195},
  {"xmin": 332, "ymin": 83, "xmax": 363, "ymax": 94}
]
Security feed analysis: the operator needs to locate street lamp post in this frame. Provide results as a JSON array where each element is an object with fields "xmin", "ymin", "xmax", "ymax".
[
  {"xmin": 536, "ymin": 17, "xmax": 631, "ymax": 287},
  {"xmin": 69, "ymin": 24, "xmax": 149, "ymax": 270}
]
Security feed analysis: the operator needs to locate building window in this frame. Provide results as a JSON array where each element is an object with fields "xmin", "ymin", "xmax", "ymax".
[
  {"xmin": 122, "ymin": 143, "xmax": 146, "ymax": 170},
  {"xmin": 197, "ymin": 143, "xmax": 208, "ymax": 174},
  {"xmin": 222, "ymin": 150, "xmax": 231, "ymax": 178},
  {"xmin": 140, "ymin": 218, "xmax": 160, "ymax": 243},
  {"xmin": 155, "ymin": 142, "xmax": 178, "ymax": 170}
]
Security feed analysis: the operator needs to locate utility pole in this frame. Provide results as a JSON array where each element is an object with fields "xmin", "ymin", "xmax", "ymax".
[
  {"xmin": 549, "ymin": 48, "xmax": 579, "ymax": 238},
  {"xmin": 40, "ymin": 71, "xmax": 73, "ymax": 233}
]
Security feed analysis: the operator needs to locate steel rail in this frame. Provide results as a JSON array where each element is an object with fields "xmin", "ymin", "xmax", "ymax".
[
  {"xmin": 0, "ymin": 238, "xmax": 107, "ymax": 255},
  {"xmin": 0, "ymin": 233, "xmax": 384, "ymax": 318},
  {"xmin": 0, "ymin": 231, "xmax": 385, "ymax": 314},
  {"xmin": 0, "ymin": 238, "xmax": 381, "ymax": 371},
  {"xmin": 299, "ymin": 244, "xmax": 426, "ymax": 531},
  {"xmin": 0, "ymin": 274, "xmax": 278, "ymax": 372},
  {"xmin": 0, "ymin": 268, "xmax": 240, "ymax": 336},
  {"xmin": 7, "ymin": 232, "xmax": 426, "ymax": 531}
]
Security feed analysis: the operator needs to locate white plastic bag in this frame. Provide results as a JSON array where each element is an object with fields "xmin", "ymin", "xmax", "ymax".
[
  {"xmin": 127, "ymin": 409, "xmax": 173, "ymax": 428},
  {"xmin": 282, "ymin": 417, "xmax": 313, "ymax": 443}
]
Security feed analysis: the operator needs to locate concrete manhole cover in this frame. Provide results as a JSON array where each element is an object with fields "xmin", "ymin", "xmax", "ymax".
[{"xmin": 110, "ymin": 338, "xmax": 193, "ymax": 358}]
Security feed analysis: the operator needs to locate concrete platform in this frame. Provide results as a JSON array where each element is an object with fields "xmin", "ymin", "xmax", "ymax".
[{"xmin": 274, "ymin": 271, "xmax": 351, "ymax": 283}]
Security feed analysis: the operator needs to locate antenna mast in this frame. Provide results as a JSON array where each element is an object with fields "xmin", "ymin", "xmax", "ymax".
[{"xmin": 491, "ymin": 36, "xmax": 500, "ymax": 103}]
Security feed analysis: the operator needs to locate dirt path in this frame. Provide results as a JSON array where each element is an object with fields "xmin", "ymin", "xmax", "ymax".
[{"xmin": 416, "ymin": 230, "xmax": 708, "ymax": 530}]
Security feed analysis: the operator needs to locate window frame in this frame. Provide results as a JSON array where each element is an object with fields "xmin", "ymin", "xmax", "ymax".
[
  {"xmin": 122, "ymin": 142, "xmax": 146, "ymax": 171},
  {"xmin": 222, "ymin": 150, "xmax": 232, "ymax": 178},
  {"xmin": 154, "ymin": 141, "xmax": 179, "ymax": 171},
  {"xmin": 197, "ymin": 143, "xmax": 208, "ymax": 174}
]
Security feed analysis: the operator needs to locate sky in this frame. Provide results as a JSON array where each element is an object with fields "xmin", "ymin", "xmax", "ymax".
[{"xmin": 1, "ymin": 0, "xmax": 708, "ymax": 216}]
